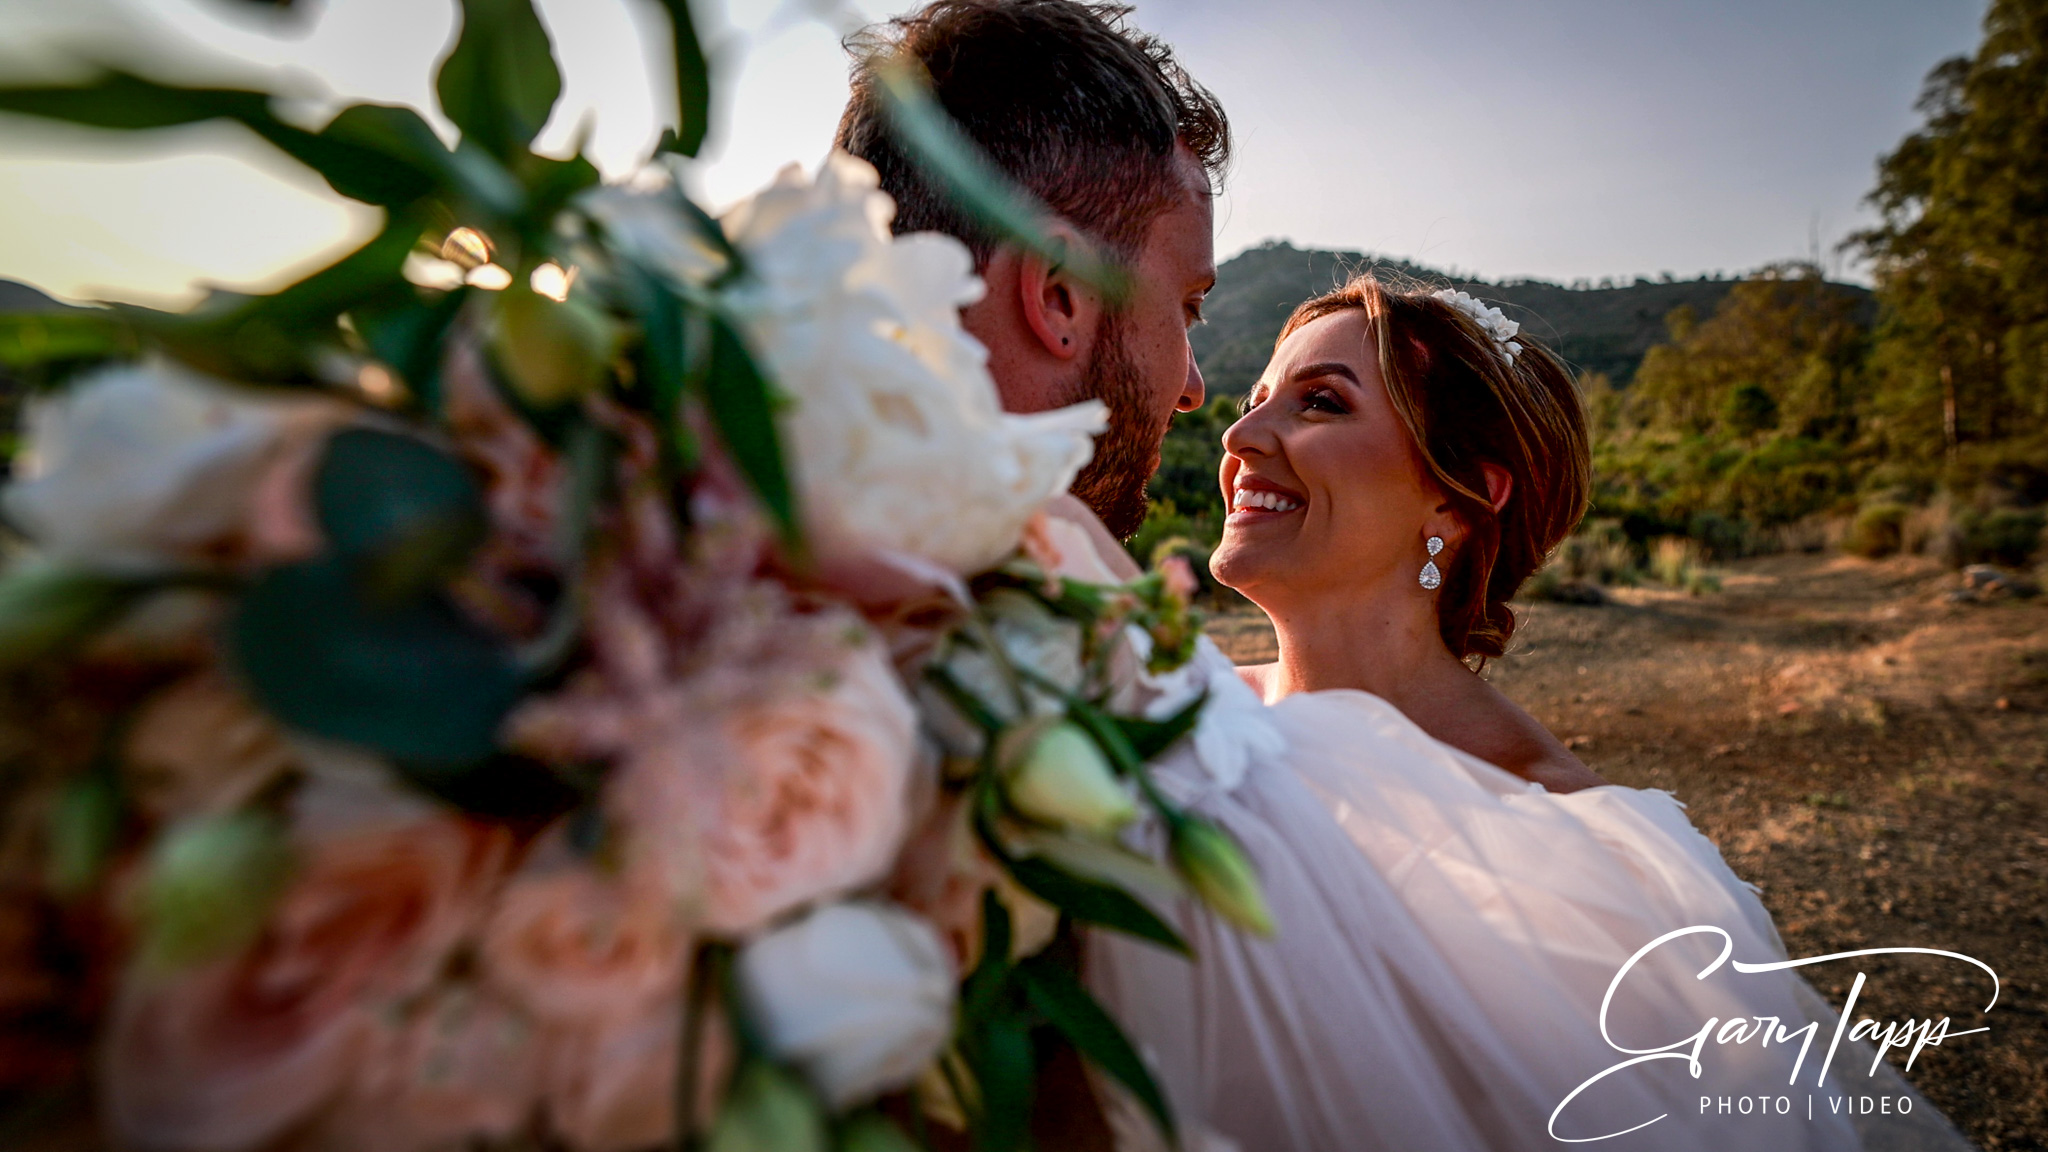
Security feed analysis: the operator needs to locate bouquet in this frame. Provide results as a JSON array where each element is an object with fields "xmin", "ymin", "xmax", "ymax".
[{"xmin": 0, "ymin": 3, "xmax": 1271, "ymax": 1150}]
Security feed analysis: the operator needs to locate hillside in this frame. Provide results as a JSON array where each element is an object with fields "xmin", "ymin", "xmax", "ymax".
[{"xmin": 1190, "ymin": 241, "xmax": 1872, "ymax": 392}]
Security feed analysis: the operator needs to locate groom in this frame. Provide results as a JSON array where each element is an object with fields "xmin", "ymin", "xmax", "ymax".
[{"xmin": 835, "ymin": 0, "xmax": 1226, "ymax": 543}]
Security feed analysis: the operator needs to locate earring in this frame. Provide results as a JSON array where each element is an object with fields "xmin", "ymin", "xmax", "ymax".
[{"xmin": 1419, "ymin": 536, "xmax": 1444, "ymax": 590}]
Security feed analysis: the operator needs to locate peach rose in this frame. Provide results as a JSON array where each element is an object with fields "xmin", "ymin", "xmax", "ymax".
[
  {"xmin": 101, "ymin": 781, "xmax": 510, "ymax": 1152},
  {"xmin": 541, "ymin": 1005, "xmax": 680, "ymax": 1152},
  {"xmin": 480, "ymin": 837, "xmax": 688, "ymax": 1024},
  {"xmin": 607, "ymin": 611, "xmax": 921, "ymax": 937},
  {"xmin": 312, "ymin": 983, "xmax": 542, "ymax": 1152}
]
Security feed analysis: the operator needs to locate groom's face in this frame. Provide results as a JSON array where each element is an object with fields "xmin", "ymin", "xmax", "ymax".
[{"xmin": 1067, "ymin": 147, "xmax": 1215, "ymax": 539}]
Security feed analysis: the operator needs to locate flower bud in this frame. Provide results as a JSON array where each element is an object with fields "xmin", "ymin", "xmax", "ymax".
[
  {"xmin": 706, "ymin": 1060, "xmax": 828, "ymax": 1152},
  {"xmin": 139, "ymin": 809, "xmax": 294, "ymax": 970},
  {"xmin": 1170, "ymin": 818, "xmax": 1274, "ymax": 936},
  {"xmin": 1005, "ymin": 722, "xmax": 1136, "ymax": 837},
  {"xmin": 488, "ymin": 279, "xmax": 621, "ymax": 408}
]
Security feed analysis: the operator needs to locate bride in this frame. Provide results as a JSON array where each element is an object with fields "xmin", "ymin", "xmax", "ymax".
[{"xmin": 1079, "ymin": 275, "xmax": 1976, "ymax": 1152}]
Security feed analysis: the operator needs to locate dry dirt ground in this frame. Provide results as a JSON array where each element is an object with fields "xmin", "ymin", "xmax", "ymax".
[{"xmin": 1206, "ymin": 551, "xmax": 2048, "ymax": 1151}]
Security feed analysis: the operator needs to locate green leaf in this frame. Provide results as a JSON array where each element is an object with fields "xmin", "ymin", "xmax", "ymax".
[
  {"xmin": 0, "ymin": 560, "xmax": 145, "ymax": 669},
  {"xmin": 701, "ymin": 315, "xmax": 798, "ymax": 543},
  {"xmin": 0, "ymin": 73, "xmax": 450, "ymax": 209},
  {"xmin": 1018, "ymin": 955, "xmax": 1176, "ymax": 1145},
  {"xmin": 436, "ymin": 0, "xmax": 564, "ymax": 162},
  {"xmin": 315, "ymin": 102, "xmax": 522, "ymax": 217},
  {"xmin": 872, "ymin": 60, "xmax": 1130, "ymax": 304},
  {"xmin": 1115, "ymin": 690, "xmax": 1207, "ymax": 760},
  {"xmin": 313, "ymin": 428, "xmax": 488, "ymax": 604},
  {"xmin": 966, "ymin": 1016, "xmax": 1035, "ymax": 1152},
  {"xmin": 351, "ymin": 286, "xmax": 468, "ymax": 407},
  {"xmin": 649, "ymin": 0, "xmax": 712, "ymax": 157},
  {"xmin": 517, "ymin": 150, "xmax": 603, "ymax": 227},
  {"xmin": 0, "ymin": 310, "xmax": 136, "ymax": 370},
  {"xmin": 230, "ymin": 557, "xmax": 522, "ymax": 773},
  {"xmin": 1003, "ymin": 856, "xmax": 1189, "ymax": 957}
]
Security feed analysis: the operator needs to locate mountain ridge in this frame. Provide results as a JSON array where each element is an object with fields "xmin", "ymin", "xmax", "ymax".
[{"xmin": 1189, "ymin": 240, "xmax": 1873, "ymax": 393}]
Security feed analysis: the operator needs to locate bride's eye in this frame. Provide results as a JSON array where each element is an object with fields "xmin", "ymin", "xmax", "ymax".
[{"xmin": 1303, "ymin": 386, "xmax": 1349, "ymax": 414}]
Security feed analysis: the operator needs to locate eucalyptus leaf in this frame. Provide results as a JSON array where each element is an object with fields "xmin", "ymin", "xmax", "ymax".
[
  {"xmin": 1003, "ymin": 856, "xmax": 1189, "ymax": 957},
  {"xmin": 648, "ymin": 0, "xmax": 711, "ymax": 157},
  {"xmin": 229, "ymin": 557, "xmax": 521, "ymax": 770},
  {"xmin": 313, "ymin": 428, "xmax": 488, "ymax": 603},
  {"xmin": 436, "ymin": 0, "xmax": 564, "ymax": 162},
  {"xmin": 1018, "ymin": 955, "xmax": 1176, "ymax": 1145},
  {"xmin": 872, "ymin": 60, "xmax": 1130, "ymax": 304}
]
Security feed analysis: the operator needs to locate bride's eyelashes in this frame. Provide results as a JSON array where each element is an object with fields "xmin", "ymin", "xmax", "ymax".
[{"xmin": 1301, "ymin": 385, "xmax": 1350, "ymax": 415}]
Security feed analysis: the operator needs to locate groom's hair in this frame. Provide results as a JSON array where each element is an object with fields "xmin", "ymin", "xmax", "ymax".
[{"xmin": 834, "ymin": 0, "xmax": 1229, "ymax": 265}]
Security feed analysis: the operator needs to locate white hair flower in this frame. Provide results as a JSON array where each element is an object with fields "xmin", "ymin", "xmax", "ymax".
[{"xmin": 1431, "ymin": 289, "xmax": 1524, "ymax": 366}]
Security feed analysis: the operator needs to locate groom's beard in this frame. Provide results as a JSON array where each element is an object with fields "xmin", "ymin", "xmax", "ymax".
[{"xmin": 1066, "ymin": 313, "xmax": 1160, "ymax": 540}]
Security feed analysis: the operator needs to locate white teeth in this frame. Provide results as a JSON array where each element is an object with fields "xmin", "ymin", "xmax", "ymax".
[{"xmin": 1233, "ymin": 488, "xmax": 1300, "ymax": 513}]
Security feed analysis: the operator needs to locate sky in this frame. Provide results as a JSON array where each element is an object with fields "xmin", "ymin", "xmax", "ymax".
[{"xmin": 0, "ymin": 0, "xmax": 1990, "ymax": 309}]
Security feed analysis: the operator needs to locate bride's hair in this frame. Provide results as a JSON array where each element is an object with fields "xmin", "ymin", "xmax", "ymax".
[{"xmin": 1278, "ymin": 274, "xmax": 1590, "ymax": 661}]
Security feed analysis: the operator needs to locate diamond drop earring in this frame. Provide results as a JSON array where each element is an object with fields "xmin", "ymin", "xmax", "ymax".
[{"xmin": 1419, "ymin": 536, "xmax": 1445, "ymax": 590}]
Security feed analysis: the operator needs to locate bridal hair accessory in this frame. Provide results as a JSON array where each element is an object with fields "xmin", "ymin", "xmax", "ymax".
[
  {"xmin": 1431, "ymin": 289, "xmax": 1524, "ymax": 365},
  {"xmin": 1420, "ymin": 535, "xmax": 1446, "ymax": 590}
]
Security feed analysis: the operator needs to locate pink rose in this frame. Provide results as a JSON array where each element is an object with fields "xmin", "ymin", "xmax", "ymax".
[
  {"xmin": 609, "ymin": 611, "xmax": 922, "ymax": 937},
  {"xmin": 101, "ymin": 784, "xmax": 510, "ymax": 1152},
  {"xmin": 480, "ymin": 836, "xmax": 688, "ymax": 1024},
  {"xmin": 311, "ymin": 984, "xmax": 542, "ymax": 1152}
]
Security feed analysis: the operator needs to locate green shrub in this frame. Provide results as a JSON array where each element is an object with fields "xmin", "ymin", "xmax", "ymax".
[
  {"xmin": 1941, "ymin": 507, "xmax": 2046, "ymax": 568},
  {"xmin": 1844, "ymin": 504, "xmax": 1908, "ymax": 559}
]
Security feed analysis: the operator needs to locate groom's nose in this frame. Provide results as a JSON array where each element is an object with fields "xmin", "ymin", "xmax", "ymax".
[{"xmin": 1177, "ymin": 350, "xmax": 1205, "ymax": 413}]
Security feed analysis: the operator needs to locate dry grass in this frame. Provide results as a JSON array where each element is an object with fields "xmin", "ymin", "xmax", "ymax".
[{"xmin": 1207, "ymin": 551, "xmax": 2048, "ymax": 1150}]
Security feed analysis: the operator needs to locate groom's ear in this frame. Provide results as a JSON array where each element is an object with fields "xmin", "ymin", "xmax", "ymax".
[{"xmin": 1015, "ymin": 223, "xmax": 1105, "ymax": 362}]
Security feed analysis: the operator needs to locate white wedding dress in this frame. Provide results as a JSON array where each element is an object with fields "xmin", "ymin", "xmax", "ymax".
[{"xmin": 1087, "ymin": 640, "xmax": 1978, "ymax": 1152}]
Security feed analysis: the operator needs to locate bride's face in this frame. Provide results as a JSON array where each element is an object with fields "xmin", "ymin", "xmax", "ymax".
[{"xmin": 1210, "ymin": 310, "xmax": 1445, "ymax": 605}]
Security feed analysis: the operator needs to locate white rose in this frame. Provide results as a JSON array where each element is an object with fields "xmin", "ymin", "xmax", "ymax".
[
  {"xmin": 719, "ymin": 153, "xmax": 1106, "ymax": 574},
  {"xmin": 734, "ymin": 902, "xmax": 954, "ymax": 1110},
  {"xmin": 3, "ymin": 359, "xmax": 340, "ymax": 573}
]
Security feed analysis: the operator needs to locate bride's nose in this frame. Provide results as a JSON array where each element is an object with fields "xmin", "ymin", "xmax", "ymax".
[{"xmin": 1222, "ymin": 397, "xmax": 1277, "ymax": 458}]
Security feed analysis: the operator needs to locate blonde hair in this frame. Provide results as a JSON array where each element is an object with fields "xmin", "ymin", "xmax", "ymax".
[{"xmin": 1278, "ymin": 273, "xmax": 1591, "ymax": 660}]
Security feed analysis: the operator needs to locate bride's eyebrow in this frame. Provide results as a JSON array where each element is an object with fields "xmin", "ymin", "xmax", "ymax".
[{"xmin": 1290, "ymin": 361, "xmax": 1360, "ymax": 388}]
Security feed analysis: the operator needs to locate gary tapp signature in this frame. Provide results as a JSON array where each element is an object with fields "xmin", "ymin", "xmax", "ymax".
[{"xmin": 1549, "ymin": 925, "xmax": 2000, "ymax": 1143}]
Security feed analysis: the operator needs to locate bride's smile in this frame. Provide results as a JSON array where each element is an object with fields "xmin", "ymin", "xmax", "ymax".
[{"xmin": 1213, "ymin": 309, "xmax": 1450, "ymax": 602}]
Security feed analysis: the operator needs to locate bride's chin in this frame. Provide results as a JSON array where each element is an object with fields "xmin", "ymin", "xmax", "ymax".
[{"xmin": 1206, "ymin": 536, "xmax": 1272, "ymax": 595}]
